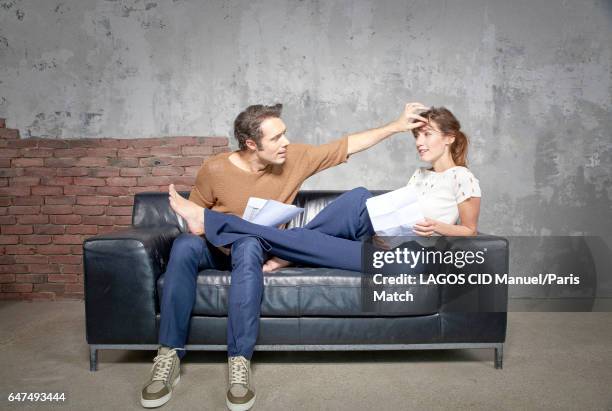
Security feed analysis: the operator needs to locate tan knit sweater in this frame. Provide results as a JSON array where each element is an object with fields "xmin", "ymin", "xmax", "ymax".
[{"xmin": 188, "ymin": 136, "xmax": 349, "ymax": 216}]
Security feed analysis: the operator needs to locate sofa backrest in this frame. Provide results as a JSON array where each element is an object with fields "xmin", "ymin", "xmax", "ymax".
[{"xmin": 132, "ymin": 190, "xmax": 388, "ymax": 230}]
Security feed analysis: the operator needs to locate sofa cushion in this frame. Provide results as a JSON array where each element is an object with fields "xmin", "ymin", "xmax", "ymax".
[{"xmin": 157, "ymin": 266, "xmax": 440, "ymax": 317}]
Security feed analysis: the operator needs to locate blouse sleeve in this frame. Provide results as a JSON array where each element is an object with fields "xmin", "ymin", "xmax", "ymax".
[{"xmin": 454, "ymin": 168, "xmax": 481, "ymax": 204}]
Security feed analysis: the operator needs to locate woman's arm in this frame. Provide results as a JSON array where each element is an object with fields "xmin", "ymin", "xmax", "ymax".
[{"xmin": 413, "ymin": 197, "xmax": 481, "ymax": 236}]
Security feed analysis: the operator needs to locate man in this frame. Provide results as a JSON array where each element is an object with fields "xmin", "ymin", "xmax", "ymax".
[{"xmin": 140, "ymin": 102, "xmax": 427, "ymax": 410}]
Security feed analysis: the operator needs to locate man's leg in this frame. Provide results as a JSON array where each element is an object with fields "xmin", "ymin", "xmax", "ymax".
[{"xmin": 226, "ymin": 237, "xmax": 265, "ymax": 411}]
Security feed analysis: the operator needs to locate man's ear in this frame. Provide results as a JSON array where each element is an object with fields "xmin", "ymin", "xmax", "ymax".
[{"xmin": 244, "ymin": 139, "xmax": 259, "ymax": 151}]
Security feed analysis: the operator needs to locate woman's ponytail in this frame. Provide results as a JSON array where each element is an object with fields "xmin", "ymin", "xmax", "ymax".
[{"xmin": 451, "ymin": 130, "xmax": 469, "ymax": 167}]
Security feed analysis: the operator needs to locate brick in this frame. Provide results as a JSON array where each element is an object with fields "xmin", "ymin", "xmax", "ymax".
[
  {"xmin": 0, "ymin": 159, "xmax": 9, "ymax": 167},
  {"xmin": 23, "ymin": 167, "xmax": 56, "ymax": 177},
  {"xmin": 97, "ymin": 226, "xmax": 118, "ymax": 234},
  {"xmin": 151, "ymin": 166, "xmax": 183, "ymax": 176},
  {"xmin": 34, "ymin": 225, "xmax": 65, "ymax": 235},
  {"xmin": 82, "ymin": 215, "xmax": 114, "ymax": 225},
  {"xmin": 8, "ymin": 206, "xmax": 40, "ymax": 215},
  {"xmin": 2, "ymin": 225, "xmax": 33, "ymax": 235},
  {"xmin": 0, "ymin": 129, "xmax": 19, "ymax": 139},
  {"xmin": 74, "ymin": 177, "xmax": 106, "ymax": 186},
  {"xmin": 120, "ymin": 167, "xmax": 148, "ymax": 177},
  {"xmin": 28, "ymin": 264, "xmax": 60, "ymax": 273},
  {"xmin": 16, "ymin": 214, "xmax": 48, "ymax": 224},
  {"xmin": 0, "ymin": 255, "xmax": 16, "ymax": 264},
  {"xmin": 106, "ymin": 177, "xmax": 137, "ymax": 186},
  {"xmin": 53, "ymin": 148, "xmax": 87, "ymax": 157},
  {"xmin": 76, "ymin": 157, "xmax": 108, "ymax": 167},
  {"xmin": 45, "ymin": 195, "xmax": 76, "ymax": 205},
  {"xmin": 21, "ymin": 292, "xmax": 56, "ymax": 300},
  {"xmin": 44, "ymin": 158, "xmax": 77, "ymax": 168},
  {"xmin": 98, "ymin": 139, "xmax": 129, "ymax": 148},
  {"xmin": 64, "ymin": 185, "xmax": 96, "ymax": 195},
  {"xmin": 135, "ymin": 138, "xmax": 166, "ymax": 147},
  {"xmin": 0, "ymin": 274, "xmax": 15, "ymax": 283},
  {"xmin": 0, "ymin": 197, "xmax": 10, "ymax": 206},
  {"xmin": 67, "ymin": 139, "xmax": 101, "ymax": 148},
  {"xmin": 108, "ymin": 158, "xmax": 139, "ymax": 167},
  {"xmin": 0, "ymin": 148, "xmax": 18, "ymax": 157},
  {"xmin": 0, "ymin": 236, "xmax": 19, "ymax": 245},
  {"xmin": 88, "ymin": 167, "xmax": 120, "ymax": 177},
  {"xmin": 129, "ymin": 186, "xmax": 161, "ymax": 194},
  {"xmin": 31, "ymin": 186, "xmax": 63, "ymax": 196},
  {"xmin": 201, "ymin": 136, "xmax": 229, "ymax": 146},
  {"xmin": 70, "ymin": 245, "xmax": 83, "ymax": 255},
  {"xmin": 15, "ymin": 273, "xmax": 46, "ymax": 283},
  {"xmin": 48, "ymin": 274, "xmax": 79, "ymax": 283},
  {"xmin": 0, "ymin": 178, "xmax": 6, "ymax": 187},
  {"xmin": 36, "ymin": 139, "xmax": 69, "ymax": 148},
  {"xmin": 4, "ymin": 244, "xmax": 37, "ymax": 254},
  {"xmin": 150, "ymin": 146, "xmax": 181, "ymax": 156},
  {"xmin": 65, "ymin": 283, "xmax": 84, "ymax": 293},
  {"xmin": 106, "ymin": 206, "xmax": 132, "ymax": 216},
  {"xmin": 182, "ymin": 146, "xmax": 213, "ymax": 156},
  {"xmin": 118, "ymin": 148, "xmax": 150, "ymax": 157},
  {"xmin": 21, "ymin": 235, "xmax": 52, "ymax": 245},
  {"xmin": 57, "ymin": 167, "xmax": 89, "ymax": 176},
  {"xmin": 33, "ymin": 283, "xmax": 65, "ymax": 293},
  {"xmin": 49, "ymin": 215, "xmax": 81, "ymax": 225},
  {"xmin": 0, "ymin": 292, "xmax": 22, "ymax": 300},
  {"xmin": 12, "ymin": 196, "xmax": 43, "ymax": 206},
  {"xmin": 2, "ymin": 283, "xmax": 33, "ymax": 292},
  {"xmin": 59, "ymin": 265, "xmax": 82, "ymax": 274},
  {"xmin": 0, "ymin": 168, "xmax": 22, "ymax": 177},
  {"xmin": 9, "ymin": 176, "xmax": 40, "ymax": 186},
  {"xmin": 139, "ymin": 157, "xmax": 173, "ymax": 167},
  {"xmin": 0, "ymin": 118, "xmax": 4, "ymax": 128},
  {"xmin": 41, "ymin": 176, "xmax": 73, "ymax": 186},
  {"xmin": 138, "ymin": 176, "xmax": 173, "ymax": 186},
  {"xmin": 66, "ymin": 225, "xmax": 98, "ymax": 235},
  {"xmin": 48, "ymin": 255, "xmax": 81, "ymax": 265},
  {"xmin": 184, "ymin": 166, "xmax": 201, "ymax": 175},
  {"xmin": 171, "ymin": 157, "xmax": 205, "ymax": 167},
  {"xmin": 53, "ymin": 235, "xmax": 84, "ymax": 244},
  {"xmin": 20, "ymin": 148, "xmax": 54, "ymax": 158},
  {"xmin": 172, "ymin": 176, "xmax": 195, "ymax": 186},
  {"xmin": 113, "ymin": 216, "xmax": 132, "ymax": 225},
  {"xmin": 72, "ymin": 205, "xmax": 104, "ymax": 215},
  {"xmin": 15, "ymin": 255, "xmax": 48, "ymax": 264},
  {"xmin": 0, "ymin": 186, "xmax": 30, "ymax": 196},
  {"xmin": 96, "ymin": 186, "xmax": 129, "ymax": 196},
  {"xmin": 109, "ymin": 196, "xmax": 133, "ymax": 206},
  {"xmin": 171, "ymin": 136, "xmax": 199, "ymax": 145},
  {"xmin": 0, "ymin": 264, "xmax": 28, "ymax": 273},
  {"xmin": 35, "ymin": 244, "xmax": 72, "ymax": 254},
  {"xmin": 85, "ymin": 148, "xmax": 117, "ymax": 157},
  {"xmin": 76, "ymin": 196, "xmax": 109, "ymax": 206},
  {"xmin": 41, "ymin": 205, "xmax": 73, "ymax": 215},
  {"xmin": 213, "ymin": 146, "xmax": 231, "ymax": 154}
]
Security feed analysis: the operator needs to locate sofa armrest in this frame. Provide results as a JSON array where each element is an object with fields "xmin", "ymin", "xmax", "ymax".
[{"xmin": 83, "ymin": 225, "xmax": 181, "ymax": 344}]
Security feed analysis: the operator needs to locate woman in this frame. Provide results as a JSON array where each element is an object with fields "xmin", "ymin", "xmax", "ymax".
[{"xmin": 168, "ymin": 106, "xmax": 481, "ymax": 272}]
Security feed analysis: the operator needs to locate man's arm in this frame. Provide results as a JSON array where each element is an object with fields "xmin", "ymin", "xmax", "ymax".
[{"xmin": 346, "ymin": 102, "xmax": 428, "ymax": 156}]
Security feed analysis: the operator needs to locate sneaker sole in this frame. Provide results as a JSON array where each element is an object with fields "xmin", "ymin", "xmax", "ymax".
[
  {"xmin": 226, "ymin": 393, "xmax": 256, "ymax": 411},
  {"xmin": 140, "ymin": 374, "xmax": 180, "ymax": 408}
]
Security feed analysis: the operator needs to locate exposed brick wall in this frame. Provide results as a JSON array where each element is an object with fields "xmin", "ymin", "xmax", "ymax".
[{"xmin": 0, "ymin": 118, "xmax": 229, "ymax": 301}]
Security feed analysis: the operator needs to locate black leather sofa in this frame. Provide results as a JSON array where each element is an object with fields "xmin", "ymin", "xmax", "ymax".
[{"xmin": 84, "ymin": 190, "xmax": 508, "ymax": 371}]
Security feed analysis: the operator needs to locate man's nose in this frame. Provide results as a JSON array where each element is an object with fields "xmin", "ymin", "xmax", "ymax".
[{"xmin": 281, "ymin": 136, "xmax": 290, "ymax": 146}]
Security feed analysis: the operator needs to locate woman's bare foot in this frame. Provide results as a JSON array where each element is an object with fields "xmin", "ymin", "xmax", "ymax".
[
  {"xmin": 168, "ymin": 184, "xmax": 205, "ymax": 235},
  {"xmin": 263, "ymin": 256, "xmax": 293, "ymax": 273}
]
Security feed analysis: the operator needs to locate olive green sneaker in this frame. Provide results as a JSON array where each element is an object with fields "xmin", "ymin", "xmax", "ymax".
[
  {"xmin": 226, "ymin": 356, "xmax": 256, "ymax": 411},
  {"xmin": 140, "ymin": 346, "xmax": 183, "ymax": 408}
]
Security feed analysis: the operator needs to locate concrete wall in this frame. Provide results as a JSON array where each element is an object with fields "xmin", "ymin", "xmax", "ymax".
[{"xmin": 1, "ymin": 0, "xmax": 611, "ymax": 240}]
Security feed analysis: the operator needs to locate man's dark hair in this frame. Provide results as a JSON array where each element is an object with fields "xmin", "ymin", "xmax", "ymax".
[{"xmin": 233, "ymin": 103, "xmax": 283, "ymax": 150}]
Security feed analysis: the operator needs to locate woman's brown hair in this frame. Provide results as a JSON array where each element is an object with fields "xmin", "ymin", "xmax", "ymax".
[{"xmin": 413, "ymin": 106, "xmax": 469, "ymax": 167}]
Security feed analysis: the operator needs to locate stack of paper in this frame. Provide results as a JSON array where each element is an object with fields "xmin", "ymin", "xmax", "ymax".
[
  {"xmin": 242, "ymin": 197, "xmax": 304, "ymax": 227},
  {"xmin": 366, "ymin": 186, "xmax": 425, "ymax": 239}
]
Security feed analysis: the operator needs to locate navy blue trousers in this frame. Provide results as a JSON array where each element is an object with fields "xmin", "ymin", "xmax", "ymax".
[{"xmin": 158, "ymin": 187, "xmax": 375, "ymax": 360}]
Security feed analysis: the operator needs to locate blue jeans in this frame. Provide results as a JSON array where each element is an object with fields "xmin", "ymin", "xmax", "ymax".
[{"xmin": 158, "ymin": 187, "xmax": 375, "ymax": 360}]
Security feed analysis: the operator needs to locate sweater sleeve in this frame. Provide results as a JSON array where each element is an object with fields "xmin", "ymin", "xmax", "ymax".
[
  {"xmin": 188, "ymin": 162, "xmax": 215, "ymax": 208},
  {"xmin": 454, "ymin": 168, "xmax": 482, "ymax": 204},
  {"xmin": 299, "ymin": 135, "xmax": 349, "ymax": 177}
]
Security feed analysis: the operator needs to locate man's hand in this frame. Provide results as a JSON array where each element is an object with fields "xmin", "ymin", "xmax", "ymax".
[{"xmin": 394, "ymin": 102, "xmax": 429, "ymax": 132}]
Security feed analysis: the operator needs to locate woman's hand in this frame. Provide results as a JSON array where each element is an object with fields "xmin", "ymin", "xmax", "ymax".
[
  {"xmin": 413, "ymin": 217, "xmax": 438, "ymax": 236},
  {"xmin": 372, "ymin": 235, "xmax": 392, "ymax": 250}
]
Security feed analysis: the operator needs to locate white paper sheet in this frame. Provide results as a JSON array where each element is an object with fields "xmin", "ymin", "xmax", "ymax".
[
  {"xmin": 242, "ymin": 197, "xmax": 304, "ymax": 227},
  {"xmin": 366, "ymin": 186, "xmax": 425, "ymax": 239}
]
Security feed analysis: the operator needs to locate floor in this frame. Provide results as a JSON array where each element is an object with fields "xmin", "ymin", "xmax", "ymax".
[{"xmin": 0, "ymin": 300, "xmax": 611, "ymax": 410}]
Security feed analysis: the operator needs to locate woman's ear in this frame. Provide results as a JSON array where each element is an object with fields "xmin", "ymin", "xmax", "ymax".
[{"xmin": 445, "ymin": 134, "xmax": 456, "ymax": 146}]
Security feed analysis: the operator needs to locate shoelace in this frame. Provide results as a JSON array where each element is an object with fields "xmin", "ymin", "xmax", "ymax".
[
  {"xmin": 229, "ymin": 356, "xmax": 249, "ymax": 386},
  {"xmin": 151, "ymin": 348, "xmax": 183, "ymax": 382}
]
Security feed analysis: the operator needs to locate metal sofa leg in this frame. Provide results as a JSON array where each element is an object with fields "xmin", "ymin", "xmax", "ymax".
[
  {"xmin": 494, "ymin": 344, "xmax": 503, "ymax": 369},
  {"xmin": 89, "ymin": 346, "xmax": 98, "ymax": 372}
]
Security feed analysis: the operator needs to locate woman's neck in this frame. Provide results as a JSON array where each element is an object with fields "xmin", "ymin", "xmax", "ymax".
[{"xmin": 430, "ymin": 155, "xmax": 456, "ymax": 173}]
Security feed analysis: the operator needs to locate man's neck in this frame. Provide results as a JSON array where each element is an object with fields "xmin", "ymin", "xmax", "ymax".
[{"xmin": 231, "ymin": 150, "xmax": 268, "ymax": 173}]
